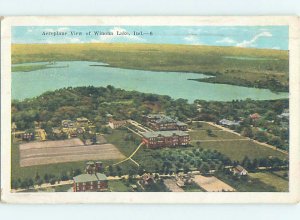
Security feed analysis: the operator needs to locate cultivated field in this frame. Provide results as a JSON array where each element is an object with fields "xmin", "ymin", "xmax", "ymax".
[
  {"xmin": 19, "ymin": 139, "xmax": 125, "ymax": 167},
  {"xmin": 193, "ymin": 175, "xmax": 235, "ymax": 192},
  {"xmin": 19, "ymin": 138, "xmax": 84, "ymax": 150}
]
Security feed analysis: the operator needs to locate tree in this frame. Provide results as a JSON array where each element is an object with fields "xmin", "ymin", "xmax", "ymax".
[
  {"xmin": 206, "ymin": 129, "xmax": 213, "ymax": 136},
  {"xmin": 50, "ymin": 177, "xmax": 56, "ymax": 185},
  {"xmin": 241, "ymin": 127, "xmax": 253, "ymax": 138}
]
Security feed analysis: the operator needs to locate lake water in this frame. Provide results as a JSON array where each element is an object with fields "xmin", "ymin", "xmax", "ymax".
[{"xmin": 12, "ymin": 61, "xmax": 288, "ymax": 102}]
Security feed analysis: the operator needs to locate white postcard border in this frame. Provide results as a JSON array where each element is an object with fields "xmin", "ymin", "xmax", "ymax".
[{"xmin": 1, "ymin": 16, "xmax": 300, "ymax": 203}]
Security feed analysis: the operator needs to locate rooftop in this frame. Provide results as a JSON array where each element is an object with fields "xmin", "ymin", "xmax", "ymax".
[
  {"xmin": 147, "ymin": 114, "xmax": 186, "ymax": 125},
  {"xmin": 76, "ymin": 117, "xmax": 89, "ymax": 122},
  {"xmin": 142, "ymin": 130, "xmax": 189, "ymax": 138},
  {"xmin": 73, "ymin": 173, "xmax": 107, "ymax": 183}
]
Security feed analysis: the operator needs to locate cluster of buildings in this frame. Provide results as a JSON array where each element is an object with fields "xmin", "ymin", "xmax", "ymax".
[
  {"xmin": 143, "ymin": 114, "xmax": 188, "ymax": 131},
  {"xmin": 108, "ymin": 119, "xmax": 128, "ymax": 129},
  {"xmin": 73, "ymin": 161, "xmax": 108, "ymax": 192},
  {"xmin": 141, "ymin": 114, "xmax": 190, "ymax": 148},
  {"xmin": 219, "ymin": 119, "xmax": 241, "ymax": 126},
  {"xmin": 142, "ymin": 130, "xmax": 190, "ymax": 148},
  {"xmin": 53, "ymin": 117, "xmax": 94, "ymax": 138},
  {"xmin": 12, "ymin": 122, "xmax": 47, "ymax": 142}
]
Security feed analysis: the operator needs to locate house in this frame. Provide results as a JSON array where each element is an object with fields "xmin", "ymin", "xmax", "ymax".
[
  {"xmin": 140, "ymin": 173, "xmax": 155, "ymax": 185},
  {"xmin": 219, "ymin": 119, "xmax": 240, "ymax": 126},
  {"xmin": 144, "ymin": 114, "xmax": 188, "ymax": 131},
  {"xmin": 76, "ymin": 117, "xmax": 90, "ymax": 127},
  {"xmin": 108, "ymin": 119, "xmax": 127, "ymax": 129},
  {"xmin": 249, "ymin": 113, "xmax": 261, "ymax": 120},
  {"xmin": 52, "ymin": 127, "xmax": 62, "ymax": 134},
  {"xmin": 231, "ymin": 165, "xmax": 248, "ymax": 176},
  {"xmin": 73, "ymin": 161, "xmax": 107, "ymax": 192},
  {"xmin": 278, "ymin": 109, "xmax": 289, "ymax": 119},
  {"xmin": 62, "ymin": 120, "xmax": 75, "ymax": 128},
  {"xmin": 176, "ymin": 121, "xmax": 188, "ymax": 131},
  {"xmin": 142, "ymin": 130, "xmax": 190, "ymax": 148},
  {"xmin": 12, "ymin": 122, "xmax": 17, "ymax": 132},
  {"xmin": 73, "ymin": 173, "xmax": 108, "ymax": 192},
  {"xmin": 22, "ymin": 132, "xmax": 34, "ymax": 141},
  {"xmin": 85, "ymin": 161, "xmax": 103, "ymax": 174}
]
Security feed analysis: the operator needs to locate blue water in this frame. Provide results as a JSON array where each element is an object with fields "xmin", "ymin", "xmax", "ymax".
[{"xmin": 12, "ymin": 61, "xmax": 288, "ymax": 102}]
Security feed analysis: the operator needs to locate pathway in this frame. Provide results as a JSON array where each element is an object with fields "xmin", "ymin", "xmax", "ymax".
[{"xmin": 112, "ymin": 142, "xmax": 144, "ymax": 167}]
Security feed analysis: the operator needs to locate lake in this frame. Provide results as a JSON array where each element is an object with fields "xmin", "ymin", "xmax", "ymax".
[{"xmin": 12, "ymin": 61, "xmax": 288, "ymax": 102}]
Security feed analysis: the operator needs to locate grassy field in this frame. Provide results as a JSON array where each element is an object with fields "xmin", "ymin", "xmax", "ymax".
[
  {"xmin": 12, "ymin": 64, "xmax": 49, "ymax": 72},
  {"xmin": 198, "ymin": 140, "xmax": 287, "ymax": 161},
  {"xmin": 272, "ymin": 170, "xmax": 289, "ymax": 180},
  {"xmin": 249, "ymin": 172, "xmax": 289, "ymax": 192},
  {"xmin": 12, "ymin": 43, "xmax": 289, "ymax": 91},
  {"xmin": 189, "ymin": 130, "xmax": 245, "ymax": 141},
  {"xmin": 108, "ymin": 180, "xmax": 132, "ymax": 192},
  {"xmin": 189, "ymin": 122, "xmax": 287, "ymax": 161},
  {"xmin": 190, "ymin": 122, "xmax": 222, "ymax": 130},
  {"xmin": 183, "ymin": 182, "xmax": 204, "ymax": 192},
  {"xmin": 215, "ymin": 172, "xmax": 278, "ymax": 192},
  {"xmin": 104, "ymin": 129, "xmax": 142, "ymax": 157}
]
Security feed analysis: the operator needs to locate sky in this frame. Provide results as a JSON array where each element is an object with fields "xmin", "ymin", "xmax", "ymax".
[{"xmin": 12, "ymin": 26, "xmax": 288, "ymax": 50}]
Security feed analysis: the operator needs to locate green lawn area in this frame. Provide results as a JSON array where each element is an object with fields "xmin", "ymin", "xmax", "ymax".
[
  {"xmin": 12, "ymin": 64, "xmax": 49, "ymax": 72},
  {"xmin": 249, "ymin": 172, "xmax": 289, "ymax": 192},
  {"xmin": 188, "ymin": 122, "xmax": 288, "ymax": 161},
  {"xmin": 272, "ymin": 170, "xmax": 289, "ymax": 180},
  {"xmin": 215, "ymin": 172, "xmax": 278, "ymax": 192},
  {"xmin": 190, "ymin": 122, "xmax": 221, "ymax": 131},
  {"xmin": 183, "ymin": 183, "xmax": 204, "ymax": 192},
  {"xmin": 197, "ymin": 140, "xmax": 288, "ymax": 161},
  {"xmin": 104, "ymin": 129, "xmax": 142, "ymax": 157},
  {"xmin": 53, "ymin": 184, "xmax": 73, "ymax": 192},
  {"xmin": 189, "ymin": 130, "xmax": 244, "ymax": 141},
  {"xmin": 108, "ymin": 180, "xmax": 132, "ymax": 192}
]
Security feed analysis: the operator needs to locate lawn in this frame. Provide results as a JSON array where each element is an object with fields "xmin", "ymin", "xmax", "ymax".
[
  {"xmin": 249, "ymin": 172, "xmax": 289, "ymax": 192},
  {"xmin": 190, "ymin": 122, "xmax": 222, "ymax": 131},
  {"xmin": 108, "ymin": 180, "xmax": 132, "ymax": 192},
  {"xmin": 104, "ymin": 129, "xmax": 142, "ymax": 157},
  {"xmin": 12, "ymin": 43, "xmax": 288, "ymax": 92},
  {"xmin": 215, "ymin": 172, "xmax": 278, "ymax": 192},
  {"xmin": 189, "ymin": 130, "xmax": 244, "ymax": 141},
  {"xmin": 183, "ymin": 182, "xmax": 205, "ymax": 192},
  {"xmin": 12, "ymin": 64, "xmax": 49, "ymax": 72},
  {"xmin": 197, "ymin": 140, "xmax": 288, "ymax": 161},
  {"xmin": 53, "ymin": 184, "xmax": 73, "ymax": 192},
  {"xmin": 272, "ymin": 170, "xmax": 289, "ymax": 180}
]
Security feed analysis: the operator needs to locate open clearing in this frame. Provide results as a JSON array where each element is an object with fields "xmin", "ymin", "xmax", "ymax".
[
  {"xmin": 190, "ymin": 122, "xmax": 288, "ymax": 161},
  {"xmin": 199, "ymin": 140, "xmax": 287, "ymax": 161},
  {"xmin": 193, "ymin": 175, "xmax": 235, "ymax": 192},
  {"xmin": 19, "ymin": 139, "xmax": 125, "ymax": 167},
  {"xmin": 189, "ymin": 130, "xmax": 245, "ymax": 141},
  {"xmin": 249, "ymin": 172, "xmax": 288, "ymax": 192}
]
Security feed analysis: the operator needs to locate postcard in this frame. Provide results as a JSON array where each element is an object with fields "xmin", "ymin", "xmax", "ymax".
[{"xmin": 1, "ymin": 16, "xmax": 300, "ymax": 203}]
